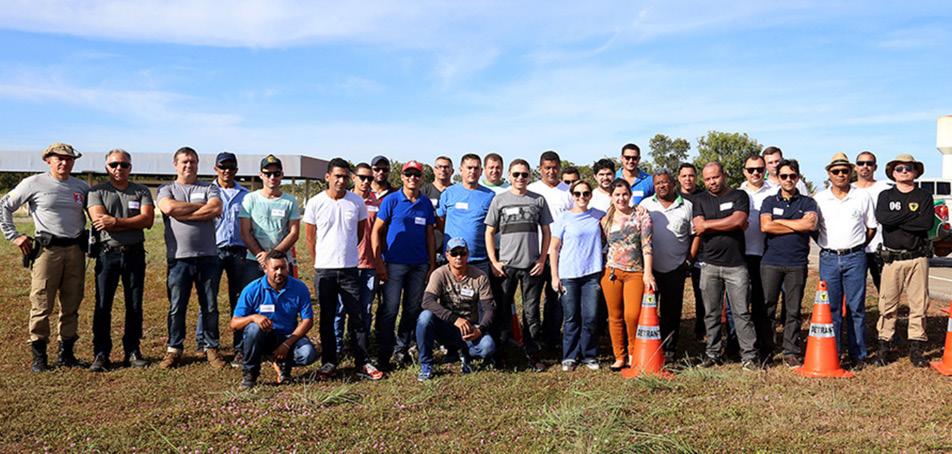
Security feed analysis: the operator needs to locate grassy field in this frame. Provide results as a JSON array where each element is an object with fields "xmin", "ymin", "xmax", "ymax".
[{"xmin": 0, "ymin": 218, "xmax": 949, "ymax": 452}]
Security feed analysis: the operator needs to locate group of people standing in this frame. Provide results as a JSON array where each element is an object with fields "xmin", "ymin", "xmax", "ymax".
[{"xmin": 0, "ymin": 141, "xmax": 937, "ymax": 387}]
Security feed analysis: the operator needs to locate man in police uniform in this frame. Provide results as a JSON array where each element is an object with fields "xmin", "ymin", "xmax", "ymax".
[
  {"xmin": 87, "ymin": 149, "xmax": 155, "ymax": 371},
  {"xmin": 0, "ymin": 142, "xmax": 89, "ymax": 372},
  {"xmin": 874, "ymin": 154, "xmax": 934, "ymax": 367}
]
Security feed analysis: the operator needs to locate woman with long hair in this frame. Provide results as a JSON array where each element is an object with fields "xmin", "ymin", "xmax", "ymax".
[{"xmin": 601, "ymin": 179, "xmax": 655, "ymax": 371}]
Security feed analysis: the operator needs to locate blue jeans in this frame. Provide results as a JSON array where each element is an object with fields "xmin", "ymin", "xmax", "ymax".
[
  {"xmin": 376, "ymin": 262, "xmax": 428, "ymax": 364},
  {"xmin": 315, "ymin": 268, "xmax": 370, "ymax": 367},
  {"xmin": 199, "ymin": 248, "xmax": 260, "ymax": 350},
  {"xmin": 560, "ymin": 272, "xmax": 600, "ymax": 363},
  {"xmin": 92, "ymin": 244, "xmax": 146, "ymax": 356},
  {"xmin": 819, "ymin": 249, "xmax": 868, "ymax": 360},
  {"xmin": 167, "ymin": 256, "xmax": 221, "ymax": 351},
  {"xmin": 416, "ymin": 310, "xmax": 495, "ymax": 367},
  {"xmin": 333, "ymin": 268, "xmax": 376, "ymax": 354},
  {"xmin": 240, "ymin": 322, "xmax": 318, "ymax": 376}
]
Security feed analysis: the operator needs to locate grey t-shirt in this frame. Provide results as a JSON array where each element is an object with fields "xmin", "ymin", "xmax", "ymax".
[
  {"xmin": 0, "ymin": 173, "xmax": 89, "ymax": 240},
  {"xmin": 484, "ymin": 190, "xmax": 552, "ymax": 269},
  {"xmin": 157, "ymin": 181, "xmax": 220, "ymax": 259},
  {"xmin": 88, "ymin": 182, "xmax": 154, "ymax": 246}
]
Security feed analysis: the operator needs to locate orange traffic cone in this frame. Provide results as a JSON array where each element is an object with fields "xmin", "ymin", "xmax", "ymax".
[
  {"xmin": 929, "ymin": 300, "xmax": 952, "ymax": 376},
  {"xmin": 291, "ymin": 246, "xmax": 299, "ymax": 278},
  {"xmin": 622, "ymin": 289, "xmax": 672, "ymax": 379},
  {"xmin": 796, "ymin": 280, "xmax": 853, "ymax": 378}
]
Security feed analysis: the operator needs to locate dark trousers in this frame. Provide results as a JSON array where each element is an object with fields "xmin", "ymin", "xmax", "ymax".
[
  {"xmin": 376, "ymin": 263, "xmax": 428, "ymax": 364},
  {"xmin": 541, "ymin": 261, "xmax": 563, "ymax": 353},
  {"xmin": 201, "ymin": 247, "xmax": 260, "ymax": 350},
  {"xmin": 167, "ymin": 256, "xmax": 220, "ymax": 351},
  {"xmin": 241, "ymin": 322, "xmax": 317, "ymax": 376},
  {"xmin": 416, "ymin": 310, "xmax": 496, "ymax": 366},
  {"xmin": 92, "ymin": 245, "xmax": 146, "ymax": 356},
  {"xmin": 866, "ymin": 252, "xmax": 883, "ymax": 293},
  {"xmin": 655, "ymin": 264, "xmax": 687, "ymax": 354},
  {"xmin": 761, "ymin": 264, "xmax": 807, "ymax": 356},
  {"xmin": 315, "ymin": 268, "xmax": 369, "ymax": 367},
  {"xmin": 690, "ymin": 265, "xmax": 705, "ymax": 338},
  {"xmin": 501, "ymin": 267, "xmax": 544, "ymax": 358},
  {"xmin": 746, "ymin": 255, "xmax": 772, "ymax": 357}
]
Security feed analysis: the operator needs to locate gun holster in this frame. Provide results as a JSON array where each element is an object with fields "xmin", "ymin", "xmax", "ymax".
[{"xmin": 22, "ymin": 236, "xmax": 42, "ymax": 268}]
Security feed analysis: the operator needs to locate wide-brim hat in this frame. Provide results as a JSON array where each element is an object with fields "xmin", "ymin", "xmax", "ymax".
[
  {"xmin": 885, "ymin": 153, "xmax": 924, "ymax": 181},
  {"xmin": 42, "ymin": 142, "xmax": 81, "ymax": 159},
  {"xmin": 824, "ymin": 152, "xmax": 852, "ymax": 171}
]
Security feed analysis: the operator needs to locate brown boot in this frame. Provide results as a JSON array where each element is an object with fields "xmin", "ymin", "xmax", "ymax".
[
  {"xmin": 206, "ymin": 348, "xmax": 227, "ymax": 369},
  {"xmin": 159, "ymin": 350, "xmax": 183, "ymax": 369}
]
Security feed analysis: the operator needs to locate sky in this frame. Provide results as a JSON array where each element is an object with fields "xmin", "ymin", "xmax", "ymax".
[{"xmin": 0, "ymin": 1, "xmax": 950, "ymax": 184}]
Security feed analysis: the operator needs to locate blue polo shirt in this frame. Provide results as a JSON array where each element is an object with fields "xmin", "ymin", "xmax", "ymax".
[
  {"xmin": 214, "ymin": 181, "xmax": 249, "ymax": 248},
  {"xmin": 378, "ymin": 189, "xmax": 436, "ymax": 265},
  {"xmin": 761, "ymin": 192, "xmax": 818, "ymax": 267},
  {"xmin": 616, "ymin": 169, "xmax": 654, "ymax": 206},
  {"xmin": 437, "ymin": 184, "xmax": 495, "ymax": 261},
  {"xmin": 234, "ymin": 276, "xmax": 314, "ymax": 336}
]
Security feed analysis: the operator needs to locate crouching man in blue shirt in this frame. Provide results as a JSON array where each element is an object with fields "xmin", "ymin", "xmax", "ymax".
[{"xmin": 231, "ymin": 249, "xmax": 317, "ymax": 389}]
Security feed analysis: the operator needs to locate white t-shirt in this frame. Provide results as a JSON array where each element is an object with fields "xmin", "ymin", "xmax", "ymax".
[
  {"xmin": 639, "ymin": 195, "xmax": 694, "ymax": 273},
  {"xmin": 814, "ymin": 188, "xmax": 877, "ymax": 250},
  {"xmin": 851, "ymin": 180, "xmax": 893, "ymax": 253},
  {"xmin": 302, "ymin": 191, "xmax": 369, "ymax": 269},
  {"xmin": 591, "ymin": 188, "xmax": 612, "ymax": 212},
  {"xmin": 740, "ymin": 181, "xmax": 779, "ymax": 256},
  {"xmin": 527, "ymin": 180, "xmax": 574, "ymax": 221}
]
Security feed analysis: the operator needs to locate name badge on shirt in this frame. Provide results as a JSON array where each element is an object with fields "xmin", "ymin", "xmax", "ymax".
[
  {"xmin": 414, "ymin": 216, "xmax": 426, "ymax": 225},
  {"xmin": 503, "ymin": 207, "xmax": 520, "ymax": 216},
  {"xmin": 271, "ymin": 208, "xmax": 286, "ymax": 218},
  {"xmin": 189, "ymin": 192, "xmax": 206, "ymax": 203},
  {"xmin": 719, "ymin": 202, "xmax": 733, "ymax": 211},
  {"xmin": 455, "ymin": 202, "xmax": 469, "ymax": 210},
  {"xmin": 772, "ymin": 207, "xmax": 784, "ymax": 216},
  {"xmin": 460, "ymin": 287, "xmax": 475, "ymax": 298},
  {"xmin": 128, "ymin": 201, "xmax": 141, "ymax": 210},
  {"xmin": 632, "ymin": 190, "xmax": 644, "ymax": 197},
  {"xmin": 260, "ymin": 304, "xmax": 275, "ymax": 313},
  {"xmin": 367, "ymin": 206, "xmax": 379, "ymax": 213}
]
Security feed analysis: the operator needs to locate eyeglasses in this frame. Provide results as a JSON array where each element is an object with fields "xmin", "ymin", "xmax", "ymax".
[
  {"xmin": 403, "ymin": 171, "xmax": 422, "ymax": 178},
  {"xmin": 107, "ymin": 162, "xmax": 131, "ymax": 169},
  {"xmin": 217, "ymin": 164, "xmax": 237, "ymax": 171},
  {"xmin": 511, "ymin": 172, "xmax": 530, "ymax": 179},
  {"xmin": 778, "ymin": 173, "xmax": 798, "ymax": 181},
  {"xmin": 893, "ymin": 164, "xmax": 916, "ymax": 173},
  {"xmin": 372, "ymin": 167, "xmax": 390, "ymax": 173},
  {"xmin": 356, "ymin": 175, "xmax": 373, "ymax": 182},
  {"xmin": 622, "ymin": 155, "xmax": 640, "ymax": 161},
  {"xmin": 745, "ymin": 167, "xmax": 765, "ymax": 174},
  {"xmin": 572, "ymin": 191, "xmax": 592, "ymax": 198},
  {"xmin": 856, "ymin": 160, "xmax": 876, "ymax": 167},
  {"xmin": 829, "ymin": 168, "xmax": 850, "ymax": 176},
  {"xmin": 448, "ymin": 248, "xmax": 468, "ymax": 258},
  {"xmin": 262, "ymin": 171, "xmax": 283, "ymax": 178}
]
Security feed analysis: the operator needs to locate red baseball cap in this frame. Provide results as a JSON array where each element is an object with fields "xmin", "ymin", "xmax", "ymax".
[{"xmin": 402, "ymin": 160, "xmax": 423, "ymax": 172}]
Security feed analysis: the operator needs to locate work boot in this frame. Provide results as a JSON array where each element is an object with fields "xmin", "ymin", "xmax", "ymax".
[
  {"xmin": 56, "ymin": 338, "xmax": 80, "ymax": 368},
  {"xmin": 875, "ymin": 340, "xmax": 893, "ymax": 367},
  {"xmin": 206, "ymin": 348, "xmax": 227, "ymax": 369},
  {"xmin": 30, "ymin": 340, "xmax": 49, "ymax": 373},
  {"xmin": 909, "ymin": 341, "xmax": 928, "ymax": 368},
  {"xmin": 89, "ymin": 353, "xmax": 110, "ymax": 372},
  {"xmin": 158, "ymin": 350, "xmax": 183, "ymax": 369}
]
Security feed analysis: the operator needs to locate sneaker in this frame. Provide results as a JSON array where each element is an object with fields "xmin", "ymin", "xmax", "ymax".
[
  {"xmin": 357, "ymin": 363, "xmax": 385, "ymax": 381},
  {"xmin": 392, "ymin": 351, "xmax": 412, "ymax": 368},
  {"xmin": 317, "ymin": 362, "xmax": 337, "ymax": 379},
  {"xmin": 783, "ymin": 354, "xmax": 801, "ymax": 368},
  {"xmin": 698, "ymin": 355, "xmax": 721, "ymax": 368},
  {"xmin": 561, "ymin": 361, "xmax": 576, "ymax": 372},
  {"xmin": 740, "ymin": 359, "xmax": 760, "ymax": 372},
  {"xmin": 240, "ymin": 371, "xmax": 257, "ymax": 390},
  {"xmin": 582, "ymin": 360, "xmax": 600, "ymax": 371},
  {"xmin": 89, "ymin": 353, "xmax": 109, "ymax": 372},
  {"xmin": 417, "ymin": 364, "xmax": 433, "ymax": 382},
  {"xmin": 460, "ymin": 358, "xmax": 473, "ymax": 375},
  {"xmin": 158, "ymin": 350, "xmax": 182, "ymax": 369},
  {"xmin": 230, "ymin": 351, "xmax": 244, "ymax": 369},
  {"xmin": 206, "ymin": 348, "xmax": 227, "ymax": 369},
  {"xmin": 123, "ymin": 350, "xmax": 149, "ymax": 368}
]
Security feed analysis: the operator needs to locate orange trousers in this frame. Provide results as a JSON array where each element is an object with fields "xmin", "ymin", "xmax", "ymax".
[{"xmin": 600, "ymin": 268, "xmax": 645, "ymax": 363}]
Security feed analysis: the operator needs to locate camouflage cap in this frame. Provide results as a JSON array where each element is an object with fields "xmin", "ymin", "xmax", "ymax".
[
  {"xmin": 260, "ymin": 154, "xmax": 283, "ymax": 171},
  {"xmin": 42, "ymin": 142, "xmax": 82, "ymax": 159}
]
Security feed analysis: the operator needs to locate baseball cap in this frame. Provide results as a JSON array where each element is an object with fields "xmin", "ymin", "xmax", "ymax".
[
  {"xmin": 260, "ymin": 154, "xmax": 283, "ymax": 171},
  {"xmin": 402, "ymin": 160, "xmax": 424, "ymax": 173},
  {"xmin": 446, "ymin": 237, "xmax": 468, "ymax": 251},
  {"xmin": 42, "ymin": 142, "xmax": 81, "ymax": 159},
  {"xmin": 215, "ymin": 152, "xmax": 237, "ymax": 165},
  {"xmin": 371, "ymin": 155, "xmax": 390, "ymax": 167}
]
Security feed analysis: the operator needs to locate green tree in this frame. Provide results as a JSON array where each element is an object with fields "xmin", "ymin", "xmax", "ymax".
[
  {"xmin": 694, "ymin": 131, "xmax": 763, "ymax": 189},
  {"xmin": 648, "ymin": 134, "xmax": 691, "ymax": 174}
]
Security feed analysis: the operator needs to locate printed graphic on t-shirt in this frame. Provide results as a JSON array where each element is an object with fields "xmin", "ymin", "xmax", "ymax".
[{"xmin": 498, "ymin": 204, "xmax": 542, "ymax": 234}]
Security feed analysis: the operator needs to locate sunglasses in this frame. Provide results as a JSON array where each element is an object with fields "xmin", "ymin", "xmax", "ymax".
[
  {"xmin": 217, "ymin": 164, "xmax": 237, "ymax": 171},
  {"xmin": 893, "ymin": 164, "xmax": 916, "ymax": 173},
  {"xmin": 448, "ymin": 248, "xmax": 468, "ymax": 258},
  {"xmin": 572, "ymin": 191, "xmax": 592, "ymax": 198},
  {"xmin": 511, "ymin": 172, "xmax": 530, "ymax": 179},
  {"xmin": 622, "ymin": 155, "xmax": 640, "ymax": 161},
  {"xmin": 107, "ymin": 161, "xmax": 131, "ymax": 169},
  {"xmin": 778, "ymin": 173, "xmax": 798, "ymax": 181},
  {"xmin": 563, "ymin": 179, "xmax": 578, "ymax": 185},
  {"xmin": 356, "ymin": 175, "xmax": 373, "ymax": 182},
  {"xmin": 372, "ymin": 167, "xmax": 390, "ymax": 173},
  {"xmin": 403, "ymin": 171, "xmax": 422, "ymax": 178},
  {"xmin": 856, "ymin": 160, "xmax": 876, "ymax": 167},
  {"xmin": 262, "ymin": 171, "xmax": 283, "ymax": 178},
  {"xmin": 829, "ymin": 168, "xmax": 851, "ymax": 176},
  {"xmin": 745, "ymin": 167, "xmax": 765, "ymax": 174}
]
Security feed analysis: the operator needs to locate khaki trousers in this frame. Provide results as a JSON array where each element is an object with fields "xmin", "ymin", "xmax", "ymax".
[
  {"xmin": 877, "ymin": 257, "xmax": 929, "ymax": 342},
  {"xmin": 29, "ymin": 245, "xmax": 86, "ymax": 342}
]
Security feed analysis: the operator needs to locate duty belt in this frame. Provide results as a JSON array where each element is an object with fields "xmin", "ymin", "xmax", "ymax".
[{"xmin": 878, "ymin": 243, "xmax": 932, "ymax": 264}]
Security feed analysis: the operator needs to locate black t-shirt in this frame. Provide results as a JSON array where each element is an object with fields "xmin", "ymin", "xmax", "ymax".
[
  {"xmin": 692, "ymin": 189, "xmax": 749, "ymax": 267},
  {"xmin": 875, "ymin": 187, "xmax": 934, "ymax": 251}
]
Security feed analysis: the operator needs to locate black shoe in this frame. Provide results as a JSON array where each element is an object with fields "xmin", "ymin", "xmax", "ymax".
[
  {"xmin": 230, "ymin": 351, "xmax": 244, "ymax": 369},
  {"xmin": 783, "ymin": 354, "xmax": 801, "ymax": 368},
  {"xmin": 89, "ymin": 353, "xmax": 109, "ymax": 372},
  {"xmin": 698, "ymin": 355, "xmax": 721, "ymax": 368},
  {"xmin": 529, "ymin": 357, "xmax": 546, "ymax": 372},
  {"xmin": 123, "ymin": 350, "xmax": 149, "ymax": 368},
  {"xmin": 392, "ymin": 351, "xmax": 412, "ymax": 368},
  {"xmin": 56, "ymin": 339, "xmax": 80, "ymax": 368},
  {"xmin": 30, "ymin": 340, "xmax": 48, "ymax": 373},
  {"xmin": 240, "ymin": 371, "xmax": 258, "ymax": 390},
  {"xmin": 875, "ymin": 340, "xmax": 893, "ymax": 367},
  {"xmin": 278, "ymin": 363, "xmax": 293, "ymax": 384},
  {"xmin": 909, "ymin": 341, "xmax": 928, "ymax": 368},
  {"xmin": 851, "ymin": 359, "xmax": 867, "ymax": 371}
]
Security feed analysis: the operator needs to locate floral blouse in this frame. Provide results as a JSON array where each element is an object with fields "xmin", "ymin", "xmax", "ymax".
[{"xmin": 605, "ymin": 205, "xmax": 653, "ymax": 272}]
